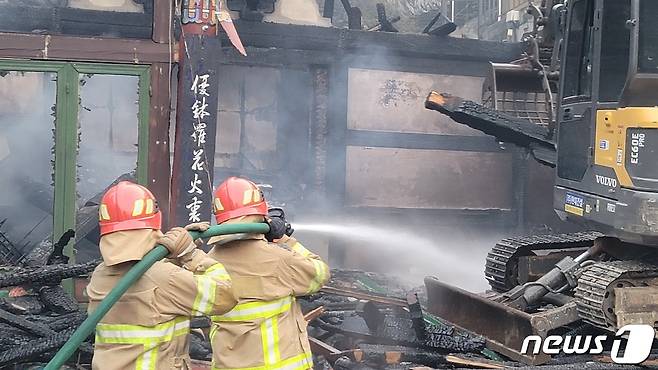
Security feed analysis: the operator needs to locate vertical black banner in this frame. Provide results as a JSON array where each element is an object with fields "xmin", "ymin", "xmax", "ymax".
[{"xmin": 171, "ymin": 35, "xmax": 220, "ymax": 226}]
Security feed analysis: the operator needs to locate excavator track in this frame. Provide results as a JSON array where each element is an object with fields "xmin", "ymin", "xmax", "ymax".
[
  {"xmin": 575, "ymin": 260, "xmax": 658, "ymax": 330},
  {"xmin": 485, "ymin": 231, "xmax": 602, "ymax": 292}
]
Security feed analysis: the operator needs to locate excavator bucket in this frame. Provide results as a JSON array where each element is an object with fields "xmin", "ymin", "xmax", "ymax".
[
  {"xmin": 482, "ymin": 62, "xmax": 555, "ymax": 126},
  {"xmin": 424, "ymin": 277, "xmax": 579, "ymax": 365}
]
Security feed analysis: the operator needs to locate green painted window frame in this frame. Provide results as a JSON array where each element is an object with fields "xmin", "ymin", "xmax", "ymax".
[{"xmin": 0, "ymin": 60, "xmax": 150, "ymax": 262}]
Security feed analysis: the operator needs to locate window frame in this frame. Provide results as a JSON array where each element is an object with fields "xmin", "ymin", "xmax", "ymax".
[{"xmin": 0, "ymin": 59, "xmax": 150, "ymax": 262}]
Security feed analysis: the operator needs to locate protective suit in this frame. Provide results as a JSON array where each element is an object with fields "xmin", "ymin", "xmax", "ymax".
[
  {"xmin": 207, "ymin": 177, "xmax": 330, "ymax": 370},
  {"xmin": 87, "ymin": 181, "xmax": 237, "ymax": 370}
]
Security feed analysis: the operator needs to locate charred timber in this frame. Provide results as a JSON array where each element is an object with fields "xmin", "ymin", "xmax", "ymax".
[
  {"xmin": 221, "ymin": 21, "xmax": 522, "ymax": 63},
  {"xmin": 0, "ymin": 260, "xmax": 99, "ymax": 288},
  {"xmin": 425, "ymin": 91, "xmax": 557, "ymax": 166}
]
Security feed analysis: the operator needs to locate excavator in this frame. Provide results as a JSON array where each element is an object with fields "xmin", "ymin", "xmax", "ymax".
[{"xmin": 424, "ymin": 0, "xmax": 658, "ymax": 365}]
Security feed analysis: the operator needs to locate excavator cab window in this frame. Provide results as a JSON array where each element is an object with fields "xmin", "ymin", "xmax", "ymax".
[
  {"xmin": 562, "ymin": 0, "xmax": 594, "ymax": 99},
  {"xmin": 599, "ymin": 0, "xmax": 631, "ymax": 102},
  {"xmin": 557, "ymin": 0, "xmax": 596, "ymax": 182},
  {"xmin": 638, "ymin": 0, "xmax": 658, "ymax": 73}
]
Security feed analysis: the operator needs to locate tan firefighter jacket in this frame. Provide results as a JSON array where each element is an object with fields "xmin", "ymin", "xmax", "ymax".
[
  {"xmin": 207, "ymin": 231, "xmax": 330, "ymax": 370},
  {"xmin": 87, "ymin": 229, "xmax": 237, "ymax": 370}
]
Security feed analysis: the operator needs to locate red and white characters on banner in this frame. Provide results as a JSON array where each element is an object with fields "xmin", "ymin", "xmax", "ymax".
[{"xmin": 186, "ymin": 73, "xmax": 211, "ymax": 223}]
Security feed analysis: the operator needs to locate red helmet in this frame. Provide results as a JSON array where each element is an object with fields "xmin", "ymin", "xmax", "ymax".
[
  {"xmin": 98, "ymin": 181, "xmax": 162, "ymax": 236},
  {"xmin": 213, "ymin": 177, "xmax": 268, "ymax": 224}
]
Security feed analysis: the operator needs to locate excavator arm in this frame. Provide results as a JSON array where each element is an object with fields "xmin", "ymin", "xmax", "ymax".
[{"xmin": 425, "ymin": 91, "xmax": 556, "ymax": 166}]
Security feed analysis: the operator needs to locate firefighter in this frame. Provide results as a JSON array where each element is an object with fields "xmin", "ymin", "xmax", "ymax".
[
  {"xmin": 206, "ymin": 177, "xmax": 330, "ymax": 370},
  {"xmin": 86, "ymin": 181, "xmax": 237, "ymax": 370}
]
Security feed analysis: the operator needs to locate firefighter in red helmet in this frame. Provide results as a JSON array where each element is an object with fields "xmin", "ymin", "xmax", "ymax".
[
  {"xmin": 206, "ymin": 177, "xmax": 330, "ymax": 370},
  {"xmin": 86, "ymin": 181, "xmax": 237, "ymax": 370}
]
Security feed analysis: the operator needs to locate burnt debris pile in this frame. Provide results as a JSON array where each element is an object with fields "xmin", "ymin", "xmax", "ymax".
[
  {"xmin": 188, "ymin": 269, "xmax": 494, "ymax": 370},
  {"xmin": 0, "ymin": 230, "xmax": 97, "ymax": 369}
]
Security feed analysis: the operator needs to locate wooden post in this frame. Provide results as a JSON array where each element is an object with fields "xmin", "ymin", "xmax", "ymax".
[
  {"xmin": 170, "ymin": 1, "xmax": 222, "ymax": 226},
  {"xmin": 152, "ymin": 0, "xmax": 171, "ymax": 43},
  {"xmin": 148, "ymin": 63, "xmax": 172, "ymax": 227}
]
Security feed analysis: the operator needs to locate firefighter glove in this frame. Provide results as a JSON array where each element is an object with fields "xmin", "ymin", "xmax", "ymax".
[
  {"xmin": 265, "ymin": 215, "xmax": 292, "ymax": 242},
  {"xmin": 158, "ymin": 227, "xmax": 196, "ymax": 257},
  {"xmin": 185, "ymin": 222, "xmax": 210, "ymax": 232}
]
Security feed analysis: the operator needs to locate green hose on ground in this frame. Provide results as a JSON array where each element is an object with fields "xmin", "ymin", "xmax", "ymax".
[{"xmin": 45, "ymin": 222, "xmax": 270, "ymax": 370}]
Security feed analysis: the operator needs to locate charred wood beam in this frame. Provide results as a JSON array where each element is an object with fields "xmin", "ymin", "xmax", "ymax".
[
  {"xmin": 425, "ymin": 91, "xmax": 556, "ymax": 166},
  {"xmin": 339, "ymin": 0, "xmax": 351, "ymax": 14},
  {"xmin": 367, "ymin": 16, "xmax": 400, "ymax": 32},
  {"xmin": 225, "ymin": 21, "xmax": 522, "ymax": 62},
  {"xmin": 407, "ymin": 293, "xmax": 425, "ymax": 341},
  {"xmin": 0, "ymin": 33, "xmax": 173, "ymax": 63},
  {"xmin": 422, "ymin": 11, "xmax": 457, "ymax": 36},
  {"xmin": 323, "ymin": 0, "xmax": 335, "ymax": 19},
  {"xmin": 347, "ymin": 7, "xmax": 362, "ymax": 30},
  {"xmin": 422, "ymin": 11, "xmax": 443, "ymax": 34},
  {"xmin": 355, "ymin": 344, "xmax": 447, "ymax": 367},
  {"xmin": 0, "ymin": 4, "xmax": 152, "ymax": 40},
  {"xmin": 338, "ymin": 0, "xmax": 362, "ymax": 30},
  {"xmin": 375, "ymin": 4, "xmax": 397, "ymax": 32},
  {"xmin": 220, "ymin": 47, "xmax": 333, "ymax": 68}
]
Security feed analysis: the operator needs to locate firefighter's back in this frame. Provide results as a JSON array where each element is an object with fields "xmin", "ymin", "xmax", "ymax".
[
  {"xmin": 87, "ymin": 260, "xmax": 193, "ymax": 370},
  {"xmin": 208, "ymin": 237, "xmax": 314, "ymax": 370}
]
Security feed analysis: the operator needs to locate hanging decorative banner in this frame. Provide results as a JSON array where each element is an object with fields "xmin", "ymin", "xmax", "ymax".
[
  {"xmin": 182, "ymin": 0, "xmax": 247, "ymax": 56},
  {"xmin": 171, "ymin": 34, "xmax": 221, "ymax": 226},
  {"xmin": 182, "ymin": 0, "xmax": 221, "ymax": 25}
]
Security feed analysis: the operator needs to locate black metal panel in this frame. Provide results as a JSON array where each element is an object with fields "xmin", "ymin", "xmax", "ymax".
[
  {"xmin": 346, "ymin": 130, "xmax": 502, "ymax": 152},
  {"xmin": 556, "ymin": 109, "xmax": 591, "ymax": 182},
  {"xmin": 0, "ymin": 3, "xmax": 153, "ymax": 39}
]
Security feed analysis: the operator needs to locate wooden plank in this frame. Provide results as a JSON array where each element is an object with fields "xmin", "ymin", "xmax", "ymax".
[
  {"xmin": 445, "ymin": 355, "xmax": 505, "ymax": 369},
  {"xmin": 303, "ymin": 306, "xmax": 326, "ymax": 322},
  {"xmin": 148, "ymin": 63, "xmax": 172, "ymax": 228},
  {"xmin": 345, "ymin": 146, "xmax": 514, "ymax": 210},
  {"xmin": 308, "ymin": 337, "xmax": 342, "ymax": 358},
  {"xmin": 0, "ymin": 33, "xmax": 172, "ymax": 63}
]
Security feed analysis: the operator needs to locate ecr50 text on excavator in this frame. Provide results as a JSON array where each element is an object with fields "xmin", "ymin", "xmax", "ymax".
[{"xmin": 425, "ymin": 0, "xmax": 658, "ymax": 365}]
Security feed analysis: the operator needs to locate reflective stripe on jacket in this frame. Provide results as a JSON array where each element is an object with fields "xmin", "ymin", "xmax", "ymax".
[
  {"xmin": 95, "ymin": 317, "xmax": 190, "ymax": 370},
  {"xmin": 207, "ymin": 235, "xmax": 330, "ymax": 370},
  {"xmin": 88, "ymin": 244, "xmax": 237, "ymax": 370}
]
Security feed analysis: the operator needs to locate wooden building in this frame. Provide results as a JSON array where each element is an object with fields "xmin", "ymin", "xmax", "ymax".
[{"xmin": 0, "ymin": 1, "xmax": 567, "ymax": 278}]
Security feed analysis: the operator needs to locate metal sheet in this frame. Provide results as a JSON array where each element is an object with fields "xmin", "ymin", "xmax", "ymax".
[
  {"xmin": 425, "ymin": 276, "xmax": 559, "ymax": 365},
  {"xmin": 345, "ymin": 146, "xmax": 513, "ymax": 209},
  {"xmin": 348, "ymin": 68, "xmax": 485, "ymax": 135},
  {"xmin": 615, "ymin": 286, "xmax": 658, "ymax": 329}
]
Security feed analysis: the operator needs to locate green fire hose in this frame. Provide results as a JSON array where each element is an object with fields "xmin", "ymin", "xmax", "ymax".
[{"xmin": 45, "ymin": 222, "xmax": 269, "ymax": 370}]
